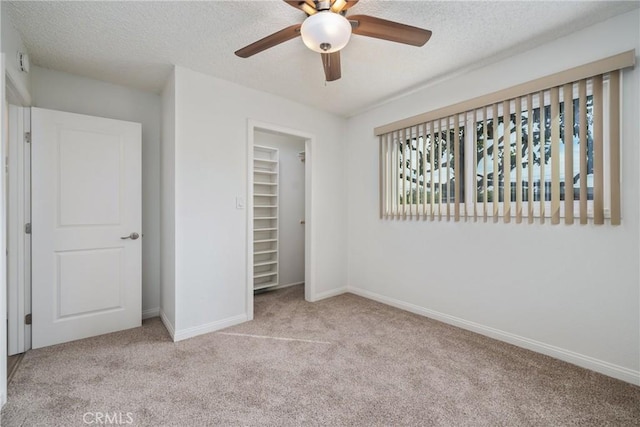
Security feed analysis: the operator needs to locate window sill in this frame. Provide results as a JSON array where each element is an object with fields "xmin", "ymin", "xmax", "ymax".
[{"xmin": 387, "ymin": 202, "xmax": 614, "ymax": 220}]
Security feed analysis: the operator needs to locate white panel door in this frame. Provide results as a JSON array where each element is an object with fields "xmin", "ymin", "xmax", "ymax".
[{"xmin": 31, "ymin": 107, "xmax": 142, "ymax": 349}]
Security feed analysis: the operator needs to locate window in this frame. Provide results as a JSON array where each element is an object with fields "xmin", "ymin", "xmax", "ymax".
[
  {"xmin": 473, "ymin": 85, "xmax": 598, "ymax": 223},
  {"xmin": 392, "ymin": 120, "xmax": 464, "ymax": 219},
  {"xmin": 378, "ymin": 51, "xmax": 631, "ymax": 225}
]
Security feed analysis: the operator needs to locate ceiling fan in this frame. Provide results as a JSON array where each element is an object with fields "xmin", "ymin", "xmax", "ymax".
[{"xmin": 234, "ymin": 0, "xmax": 432, "ymax": 82}]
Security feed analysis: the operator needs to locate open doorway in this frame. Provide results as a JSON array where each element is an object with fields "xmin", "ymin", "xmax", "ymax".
[
  {"xmin": 253, "ymin": 130, "xmax": 305, "ymax": 291},
  {"xmin": 246, "ymin": 121, "xmax": 314, "ymax": 320}
]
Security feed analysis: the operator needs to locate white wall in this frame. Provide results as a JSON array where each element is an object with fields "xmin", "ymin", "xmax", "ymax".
[
  {"xmin": 168, "ymin": 66, "xmax": 347, "ymax": 337},
  {"xmin": 255, "ymin": 131, "xmax": 306, "ymax": 287},
  {"xmin": 160, "ymin": 71, "xmax": 176, "ymax": 332},
  {"xmin": 30, "ymin": 67, "xmax": 162, "ymax": 316},
  {"xmin": 346, "ymin": 9, "xmax": 640, "ymax": 384},
  {"xmin": 1, "ymin": 5, "xmax": 31, "ymax": 105}
]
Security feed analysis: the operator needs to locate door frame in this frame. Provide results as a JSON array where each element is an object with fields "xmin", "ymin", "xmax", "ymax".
[
  {"xmin": 3, "ymin": 59, "xmax": 32, "ymax": 406},
  {"xmin": 1, "ymin": 52, "xmax": 7, "ymax": 408},
  {"xmin": 7, "ymin": 105, "xmax": 30, "ymax": 356},
  {"xmin": 246, "ymin": 120, "xmax": 315, "ymax": 320}
]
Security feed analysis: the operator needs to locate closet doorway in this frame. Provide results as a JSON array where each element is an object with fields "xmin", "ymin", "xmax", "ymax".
[{"xmin": 247, "ymin": 121, "xmax": 314, "ymax": 320}]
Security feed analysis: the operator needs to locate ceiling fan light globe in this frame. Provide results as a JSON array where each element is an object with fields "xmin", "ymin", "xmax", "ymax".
[{"xmin": 300, "ymin": 11, "xmax": 352, "ymax": 53}]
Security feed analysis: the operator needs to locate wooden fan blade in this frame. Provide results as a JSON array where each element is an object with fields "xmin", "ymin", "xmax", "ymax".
[
  {"xmin": 341, "ymin": 0, "xmax": 359, "ymax": 11},
  {"xmin": 321, "ymin": 51, "xmax": 341, "ymax": 82},
  {"xmin": 235, "ymin": 24, "xmax": 302, "ymax": 58},
  {"xmin": 349, "ymin": 15, "xmax": 432, "ymax": 47}
]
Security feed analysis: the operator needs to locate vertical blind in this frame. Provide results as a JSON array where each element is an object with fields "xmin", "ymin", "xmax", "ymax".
[{"xmin": 376, "ymin": 50, "xmax": 634, "ymax": 225}]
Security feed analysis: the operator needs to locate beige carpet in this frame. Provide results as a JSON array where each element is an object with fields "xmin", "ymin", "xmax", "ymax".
[{"xmin": 2, "ymin": 285, "xmax": 639, "ymax": 426}]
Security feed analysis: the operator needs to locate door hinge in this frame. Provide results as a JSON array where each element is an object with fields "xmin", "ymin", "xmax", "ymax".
[
  {"xmin": 25, "ymin": 222, "xmax": 31, "ymax": 234},
  {"xmin": 25, "ymin": 313, "xmax": 32, "ymax": 325},
  {"xmin": 24, "ymin": 132, "xmax": 31, "ymax": 144}
]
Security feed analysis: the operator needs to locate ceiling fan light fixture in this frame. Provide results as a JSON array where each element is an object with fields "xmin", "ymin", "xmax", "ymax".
[{"xmin": 300, "ymin": 11, "xmax": 352, "ymax": 53}]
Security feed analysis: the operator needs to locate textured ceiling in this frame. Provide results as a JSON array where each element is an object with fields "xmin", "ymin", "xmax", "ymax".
[{"xmin": 5, "ymin": 1, "xmax": 639, "ymax": 117}]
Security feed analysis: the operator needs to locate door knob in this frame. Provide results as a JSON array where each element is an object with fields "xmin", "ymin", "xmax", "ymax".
[{"xmin": 121, "ymin": 232, "xmax": 140, "ymax": 240}]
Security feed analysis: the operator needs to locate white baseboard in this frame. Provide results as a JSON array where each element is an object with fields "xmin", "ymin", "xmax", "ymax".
[
  {"xmin": 173, "ymin": 314, "xmax": 248, "ymax": 342},
  {"xmin": 310, "ymin": 286, "xmax": 348, "ymax": 302},
  {"xmin": 272, "ymin": 281, "xmax": 304, "ymax": 290},
  {"xmin": 348, "ymin": 286, "xmax": 640, "ymax": 386},
  {"xmin": 142, "ymin": 307, "xmax": 160, "ymax": 320},
  {"xmin": 159, "ymin": 309, "xmax": 175, "ymax": 341}
]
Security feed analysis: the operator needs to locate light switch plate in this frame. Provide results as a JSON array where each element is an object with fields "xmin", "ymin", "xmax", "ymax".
[{"xmin": 236, "ymin": 196, "xmax": 245, "ymax": 209}]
